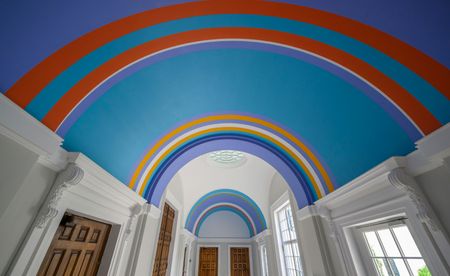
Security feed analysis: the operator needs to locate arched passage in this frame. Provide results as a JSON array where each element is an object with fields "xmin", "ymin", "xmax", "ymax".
[
  {"xmin": 132, "ymin": 115, "xmax": 334, "ymax": 208},
  {"xmin": 185, "ymin": 189, "xmax": 267, "ymax": 236}
]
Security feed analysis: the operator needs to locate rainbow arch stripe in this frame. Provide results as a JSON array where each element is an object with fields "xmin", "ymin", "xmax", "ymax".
[
  {"xmin": 5, "ymin": 1, "xmax": 448, "ymax": 136},
  {"xmin": 193, "ymin": 205, "xmax": 256, "ymax": 237},
  {"xmin": 3, "ymin": 0, "xmax": 449, "ymax": 205},
  {"xmin": 130, "ymin": 114, "xmax": 333, "ymax": 207},
  {"xmin": 185, "ymin": 189, "xmax": 267, "ymax": 237}
]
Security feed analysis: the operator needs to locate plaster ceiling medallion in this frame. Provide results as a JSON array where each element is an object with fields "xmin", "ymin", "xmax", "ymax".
[{"xmin": 207, "ymin": 150, "xmax": 247, "ymax": 168}]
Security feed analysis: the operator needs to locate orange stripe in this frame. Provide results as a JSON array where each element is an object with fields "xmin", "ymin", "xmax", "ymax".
[
  {"xmin": 136, "ymin": 126, "xmax": 322, "ymax": 198},
  {"xmin": 41, "ymin": 28, "xmax": 441, "ymax": 135},
  {"xmin": 5, "ymin": 0, "xmax": 449, "ymax": 108},
  {"xmin": 129, "ymin": 114, "xmax": 333, "ymax": 193}
]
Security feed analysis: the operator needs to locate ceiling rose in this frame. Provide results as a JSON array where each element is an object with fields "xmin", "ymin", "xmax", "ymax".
[{"xmin": 207, "ymin": 150, "xmax": 247, "ymax": 168}]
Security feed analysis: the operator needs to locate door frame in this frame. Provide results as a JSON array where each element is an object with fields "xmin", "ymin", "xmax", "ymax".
[
  {"xmin": 7, "ymin": 155, "xmax": 146, "ymax": 276},
  {"xmin": 196, "ymin": 244, "xmax": 221, "ymax": 276},
  {"xmin": 151, "ymin": 190, "xmax": 182, "ymax": 276},
  {"xmin": 227, "ymin": 244, "xmax": 253, "ymax": 276}
]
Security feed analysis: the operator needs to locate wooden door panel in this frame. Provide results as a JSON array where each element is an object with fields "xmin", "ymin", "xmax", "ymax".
[
  {"xmin": 199, "ymin": 247, "xmax": 218, "ymax": 276},
  {"xmin": 230, "ymin": 247, "xmax": 250, "ymax": 276},
  {"xmin": 38, "ymin": 213, "xmax": 111, "ymax": 276},
  {"xmin": 152, "ymin": 203, "xmax": 176, "ymax": 276}
]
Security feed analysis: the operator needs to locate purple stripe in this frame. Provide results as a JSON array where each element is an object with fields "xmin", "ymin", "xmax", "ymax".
[
  {"xmin": 194, "ymin": 205, "xmax": 256, "ymax": 236},
  {"xmin": 186, "ymin": 194, "xmax": 265, "ymax": 232},
  {"xmin": 131, "ymin": 117, "xmax": 330, "ymax": 193},
  {"xmin": 57, "ymin": 41, "xmax": 420, "ymax": 142},
  {"xmin": 55, "ymin": 40, "xmax": 421, "ymax": 190},
  {"xmin": 150, "ymin": 138, "xmax": 309, "ymax": 208}
]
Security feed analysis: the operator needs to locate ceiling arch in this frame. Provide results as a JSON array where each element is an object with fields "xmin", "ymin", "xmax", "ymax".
[
  {"xmin": 185, "ymin": 189, "xmax": 267, "ymax": 237},
  {"xmin": 134, "ymin": 115, "xmax": 333, "ymax": 208},
  {"xmin": 193, "ymin": 206, "xmax": 255, "ymax": 237},
  {"xmin": 2, "ymin": 0, "xmax": 449, "ymax": 207}
]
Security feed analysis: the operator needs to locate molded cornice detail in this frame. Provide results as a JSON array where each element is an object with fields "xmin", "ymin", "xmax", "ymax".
[
  {"xmin": 388, "ymin": 167, "xmax": 440, "ymax": 232},
  {"xmin": 124, "ymin": 204, "xmax": 144, "ymax": 241},
  {"xmin": 34, "ymin": 163, "xmax": 84, "ymax": 229}
]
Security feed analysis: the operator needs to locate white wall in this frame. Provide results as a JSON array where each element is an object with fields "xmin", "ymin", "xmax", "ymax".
[{"xmin": 0, "ymin": 135, "xmax": 56, "ymax": 275}]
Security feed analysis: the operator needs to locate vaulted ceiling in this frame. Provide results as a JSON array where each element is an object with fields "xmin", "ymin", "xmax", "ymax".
[{"xmin": 1, "ymin": 0, "xmax": 449, "ymax": 208}]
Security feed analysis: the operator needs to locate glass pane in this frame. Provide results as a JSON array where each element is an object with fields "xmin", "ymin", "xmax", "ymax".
[
  {"xmin": 407, "ymin": 259, "xmax": 429, "ymax": 276},
  {"xmin": 389, "ymin": 258, "xmax": 411, "ymax": 276},
  {"xmin": 378, "ymin": 229, "xmax": 401, "ymax": 257},
  {"xmin": 364, "ymin": 231, "xmax": 385, "ymax": 257},
  {"xmin": 392, "ymin": 226, "xmax": 422, "ymax": 258},
  {"xmin": 372, "ymin": 258, "xmax": 390, "ymax": 276},
  {"xmin": 277, "ymin": 203, "xmax": 303, "ymax": 276}
]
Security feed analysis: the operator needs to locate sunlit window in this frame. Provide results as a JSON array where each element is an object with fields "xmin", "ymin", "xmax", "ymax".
[
  {"xmin": 360, "ymin": 220, "xmax": 431, "ymax": 276},
  {"xmin": 275, "ymin": 202, "xmax": 303, "ymax": 276}
]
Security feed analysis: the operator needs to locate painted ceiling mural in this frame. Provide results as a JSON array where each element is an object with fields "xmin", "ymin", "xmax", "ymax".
[
  {"xmin": 185, "ymin": 189, "xmax": 267, "ymax": 237},
  {"xmin": 1, "ymin": 0, "xmax": 449, "ymax": 208}
]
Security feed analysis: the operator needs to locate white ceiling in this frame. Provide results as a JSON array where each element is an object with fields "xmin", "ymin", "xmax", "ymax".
[{"xmin": 166, "ymin": 151, "xmax": 279, "ymax": 224}]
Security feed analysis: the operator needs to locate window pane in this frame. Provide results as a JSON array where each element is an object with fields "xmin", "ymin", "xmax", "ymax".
[
  {"xmin": 389, "ymin": 258, "xmax": 410, "ymax": 276},
  {"xmin": 407, "ymin": 259, "xmax": 429, "ymax": 276},
  {"xmin": 377, "ymin": 229, "xmax": 401, "ymax": 257},
  {"xmin": 364, "ymin": 231, "xmax": 385, "ymax": 257},
  {"xmin": 392, "ymin": 226, "xmax": 422, "ymax": 258},
  {"xmin": 372, "ymin": 258, "xmax": 390, "ymax": 276},
  {"xmin": 276, "ymin": 203, "xmax": 303, "ymax": 276}
]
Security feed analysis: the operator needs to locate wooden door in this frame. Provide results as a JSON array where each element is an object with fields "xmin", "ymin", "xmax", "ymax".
[
  {"xmin": 152, "ymin": 203, "xmax": 175, "ymax": 276},
  {"xmin": 198, "ymin": 247, "xmax": 218, "ymax": 276},
  {"xmin": 38, "ymin": 213, "xmax": 111, "ymax": 276},
  {"xmin": 230, "ymin": 247, "xmax": 250, "ymax": 276}
]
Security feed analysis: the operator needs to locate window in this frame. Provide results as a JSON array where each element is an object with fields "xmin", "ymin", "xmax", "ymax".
[
  {"xmin": 275, "ymin": 202, "xmax": 303, "ymax": 276},
  {"xmin": 260, "ymin": 244, "xmax": 269, "ymax": 276},
  {"xmin": 359, "ymin": 219, "xmax": 431, "ymax": 276}
]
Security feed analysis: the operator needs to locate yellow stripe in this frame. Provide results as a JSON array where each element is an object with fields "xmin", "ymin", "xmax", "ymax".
[
  {"xmin": 138, "ymin": 126, "xmax": 323, "ymax": 199},
  {"xmin": 130, "ymin": 114, "xmax": 333, "ymax": 193}
]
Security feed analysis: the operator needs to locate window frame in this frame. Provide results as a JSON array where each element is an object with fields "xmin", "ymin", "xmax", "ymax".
[
  {"xmin": 272, "ymin": 194, "xmax": 304, "ymax": 276},
  {"xmin": 260, "ymin": 244, "xmax": 269, "ymax": 276},
  {"xmin": 355, "ymin": 218, "xmax": 431, "ymax": 276}
]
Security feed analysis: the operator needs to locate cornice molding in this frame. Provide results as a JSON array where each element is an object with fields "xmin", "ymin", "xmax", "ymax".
[
  {"xmin": 388, "ymin": 168, "xmax": 441, "ymax": 232},
  {"xmin": 124, "ymin": 204, "xmax": 144, "ymax": 241},
  {"xmin": 34, "ymin": 163, "xmax": 84, "ymax": 229},
  {"xmin": 253, "ymin": 229, "xmax": 272, "ymax": 245},
  {"xmin": 0, "ymin": 94, "xmax": 63, "ymax": 156}
]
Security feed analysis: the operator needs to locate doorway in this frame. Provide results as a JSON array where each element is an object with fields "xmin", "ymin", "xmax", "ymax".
[
  {"xmin": 198, "ymin": 247, "xmax": 219, "ymax": 276},
  {"xmin": 230, "ymin": 247, "xmax": 251, "ymax": 276},
  {"xmin": 152, "ymin": 203, "xmax": 176, "ymax": 276},
  {"xmin": 37, "ymin": 212, "xmax": 111, "ymax": 275}
]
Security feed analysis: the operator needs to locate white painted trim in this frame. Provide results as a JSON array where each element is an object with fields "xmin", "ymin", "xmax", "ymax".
[
  {"xmin": 0, "ymin": 94, "xmax": 63, "ymax": 156},
  {"xmin": 227, "ymin": 244, "xmax": 254, "ymax": 276},
  {"xmin": 195, "ymin": 244, "xmax": 221, "ymax": 276},
  {"xmin": 7, "ymin": 154, "xmax": 145, "ymax": 276},
  {"xmin": 253, "ymin": 229, "xmax": 272, "ymax": 245},
  {"xmin": 314, "ymin": 158, "xmax": 450, "ymax": 276},
  {"xmin": 297, "ymin": 205, "xmax": 319, "ymax": 221}
]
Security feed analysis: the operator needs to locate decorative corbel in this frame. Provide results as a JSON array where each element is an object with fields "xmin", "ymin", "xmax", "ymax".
[
  {"xmin": 35, "ymin": 163, "xmax": 84, "ymax": 229},
  {"xmin": 124, "ymin": 204, "xmax": 144, "ymax": 241},
  {"xmin": 388, "ymin": 167, "xmax": 441, "ymax": 232},
  {"xmin": 253, "ymin": 229, "xmax": 272, "ymax": 247},
  {"xmin": 316, "ymin": 205, "xmax": 338, "ymax": 239}
]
